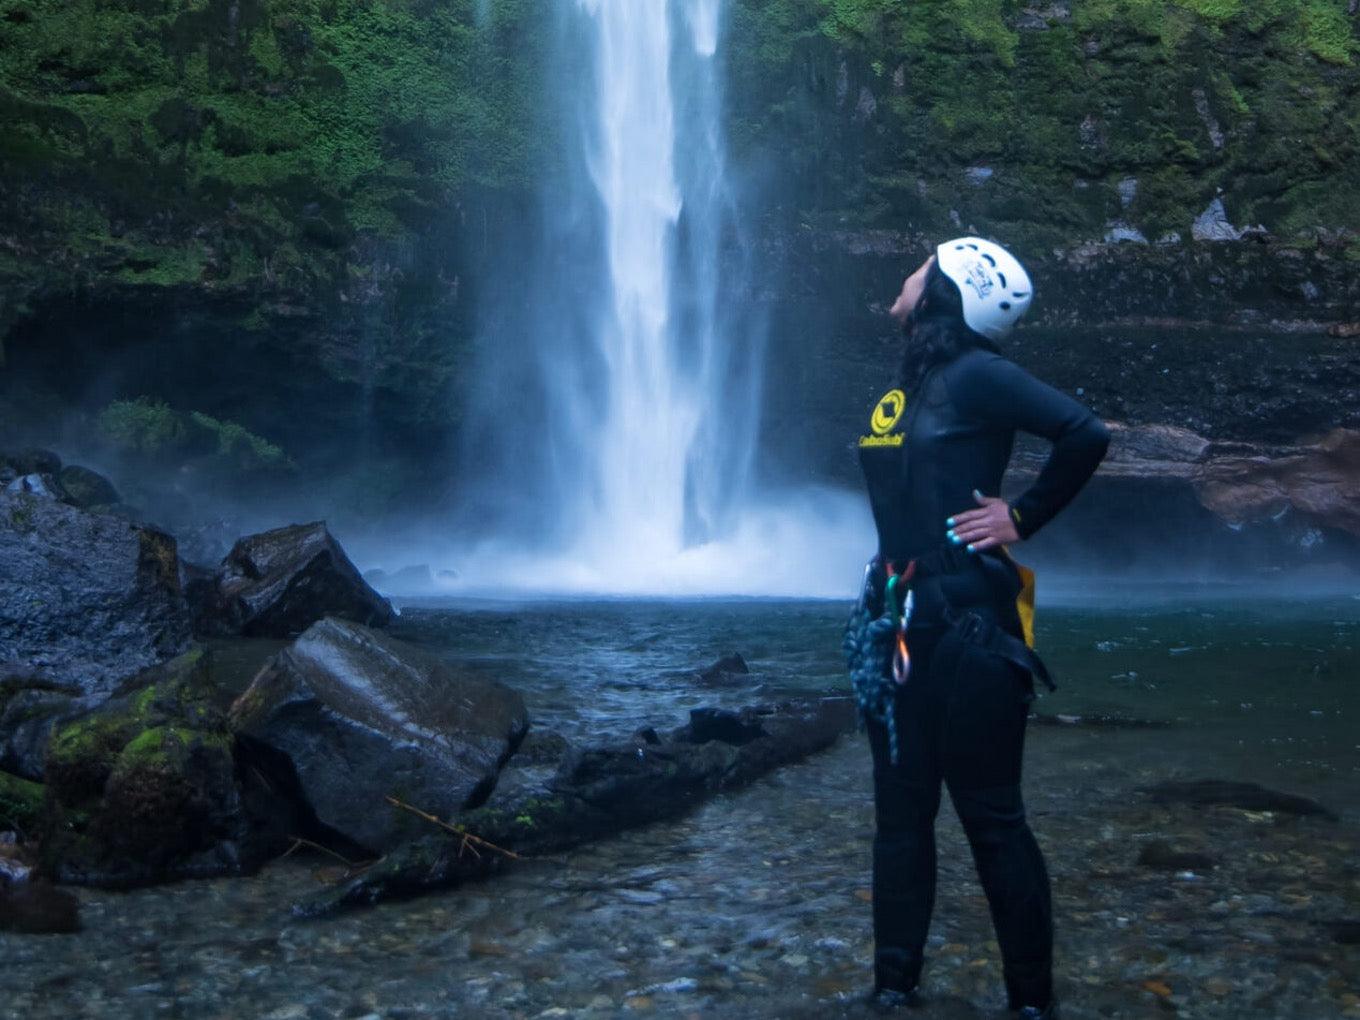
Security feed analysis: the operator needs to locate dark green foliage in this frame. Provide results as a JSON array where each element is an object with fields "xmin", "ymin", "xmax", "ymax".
[
  {"xmin": 726, "ymin": 0, "xmax": 1360, "ymax": 248},
  {"xmin": 97, "ymin": 397, "xmax": 293, "ymax": 472},
  {"xmin": 0, "ymin": 0, "xmax": 544, "ymax": 289}
]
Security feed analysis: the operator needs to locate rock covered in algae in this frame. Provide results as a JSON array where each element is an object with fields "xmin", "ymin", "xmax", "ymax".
[
  {"xmin": 230, "ymin": 618, "xmax": 528, "ymax": 854},
  {"xmin": 41, "ymin": 648, "xmax": 267, "ymax": 887}
]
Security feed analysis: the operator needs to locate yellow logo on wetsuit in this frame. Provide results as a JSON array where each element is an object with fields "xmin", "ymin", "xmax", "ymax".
[
  {"xmin": 860, "ymin": 388, "xmax": 907, "ymax": 447},
  {"xmin": 871, "ymin": 389, "xmax": 906, "ymax": 435}
]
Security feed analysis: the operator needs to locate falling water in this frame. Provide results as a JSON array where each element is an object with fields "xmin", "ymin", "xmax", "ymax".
[
  {"xmin": 444, "ymin": 0, "xmax": 871, "ymax": 595},
  {"xmin": 566, "ymin": 0, "xmax": 758, "ymax": 562}
]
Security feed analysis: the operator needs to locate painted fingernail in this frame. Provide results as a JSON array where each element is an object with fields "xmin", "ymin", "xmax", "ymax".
[
  {"xmin": 946, "ymin": 517, "xmax": 956, "ymax": 527},
  {"xmin": 966, "ymin": 543, "xmax": 977, "ymax": 553},
  {"xmin": 948, "ymin": 532, "xmax": 960, "ymax": 544}
]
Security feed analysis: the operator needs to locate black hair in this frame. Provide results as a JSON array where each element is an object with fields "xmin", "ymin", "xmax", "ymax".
[{"xmin": 895, "ymin": 260, "xmax": 999, "ymax": 393}]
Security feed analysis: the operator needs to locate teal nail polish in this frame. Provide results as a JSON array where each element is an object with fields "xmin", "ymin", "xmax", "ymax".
[
  {"xmin": 946, "ymin": 517, "xmax": 956, "ymax": 527},
  {"xmin": 949, "ymin": 532, "xmax": 960, "ymax": 544},
  {"xmin": 966, "ymin": 543, "xmax": 976, "ymax": 553}
]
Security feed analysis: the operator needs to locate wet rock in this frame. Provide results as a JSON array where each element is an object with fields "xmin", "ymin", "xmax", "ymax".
[
  {"xmin": 0, "ymin": 672, "xmax": 84, "ymax": 780},
  {"xmin": 230, "ymin": 618, "xmax": 529, "ymax": 854},
  {"xmin": 57, "ymin": 465, "xmax": 119, "ymax": 509},
  {"xmin": 1136, "ymin": 840, "xmax": 1217, "ymax": 872},
  {"xmin": 1329, "ymin": 322, "xmax": 1360, "ymax": 339},
  {"xmin": 682, "ymin": 706, "xmax": 765, "ymax": 746},
  {"xmin": 0, "ymin": 491, "xmax": 191, "ymax": 698},
  {"xmin": 1138, "ymin": 779, "xmax": 1339, "ymax": 821},
  {"xmin": 199, "ymin": 522, "xmax": 393, "ymax": 637},
  {"xmin": 293, "ymin": 696, "xmax": 856, "ymax": 917},
  {"xmin": 514, "ymin": 727, "xmax": 571, "ymax": 767},
  {"xmin": 1198, "ymin": 428, "xmax": 1360, "ymax": 539},
  {"xmin": 698, "ymin": 652, "xmax": 750, "ymax": 686},
  {"xmin": 42, "ymin": 648, "xmax": 266, "ymax": 887}
]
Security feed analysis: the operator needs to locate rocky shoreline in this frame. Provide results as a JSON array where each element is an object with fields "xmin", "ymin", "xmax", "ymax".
[{"xmin": 0, "ymin": 462, "xmax": 867, "ymax": 934}]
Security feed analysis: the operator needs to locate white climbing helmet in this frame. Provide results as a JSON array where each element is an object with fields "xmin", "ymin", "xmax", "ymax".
[{"xmin": 934, "ymin": 236, "xmax": 1033, "ymax": 341}]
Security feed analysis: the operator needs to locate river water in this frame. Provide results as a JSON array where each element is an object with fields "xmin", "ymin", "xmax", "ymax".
[{"xmin": 3, "ymin": 592, "xmax": 1358, "ymax": 1019}]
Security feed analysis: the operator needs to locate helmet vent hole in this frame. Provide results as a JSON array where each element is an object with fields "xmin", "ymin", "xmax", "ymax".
[
  {"xmin": 983, "ymin": 254, "xmax": 996, "ymax": 267},
  {"xmin": 1013, "ymin": 291, "xmax": 1028, "ymax": 298},
  {"xmin": 997, "ymin": 271, "xmax": 1007, "ymax": 287},
  {"xmin": 1000, "ymin": 301, "xmax": 1012, "ymax": 311}
]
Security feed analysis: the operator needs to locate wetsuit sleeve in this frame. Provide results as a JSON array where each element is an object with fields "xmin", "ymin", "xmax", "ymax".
[{"xmin": 947, "ymin": 353, "xmax": 1111, "ymax": 539}]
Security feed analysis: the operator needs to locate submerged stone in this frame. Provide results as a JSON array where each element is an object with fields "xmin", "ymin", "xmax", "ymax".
[
  {"xmin": 230, "ymin": 618, "xmax": 529, "ymax": 854},
  {"xmin": 1138, "ymin": 779, "xmax": 1339, "ymax": 821}
]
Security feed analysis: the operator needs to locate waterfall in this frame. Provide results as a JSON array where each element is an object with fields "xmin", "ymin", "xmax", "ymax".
[
  {"xmin": 446, "ymin": 0, "xmax": 871, "ymax": 595},
  {"xmin": 562, "ymin": 0, "xmax": 760, "ymax": 565}
]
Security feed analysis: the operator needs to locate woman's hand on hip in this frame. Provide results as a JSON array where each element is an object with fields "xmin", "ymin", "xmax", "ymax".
[{"xmin": 945, "ymin": 490, "xmax": 1021, "ymax": 552}]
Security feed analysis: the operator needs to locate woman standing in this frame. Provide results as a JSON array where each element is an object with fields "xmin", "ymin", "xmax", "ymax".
[{"xmin": 849, "ymin": 238, "xmax": 1109, "ymax": 1018}]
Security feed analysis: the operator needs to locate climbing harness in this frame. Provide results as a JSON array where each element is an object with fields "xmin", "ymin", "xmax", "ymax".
[{"xmin": 843, "ymin": 545, "xmax": 1054, "ymax": 765}]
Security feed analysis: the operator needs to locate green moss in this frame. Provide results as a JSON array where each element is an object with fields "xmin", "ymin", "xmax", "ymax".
[
  {"xmin": 188, "ymin": 411, "xmax": 293, "ymax": 471},
  {"xmin": 119, "ymin": 726, "xmax": 181, "ymax": 767},
  {"xmin": 98, "ymin": 398, "xmax": 188, "ymax": 455},
  {"xmin": 729, "ymin": 0, "xmax": 1357, "ymax": 244},
  {"xmin": 0, "ymin": 770, "xmax": 45, "ymax": 834},
  {"xmin": 98, "ymin": 398, "xmax": 293, "ymax": 473}
]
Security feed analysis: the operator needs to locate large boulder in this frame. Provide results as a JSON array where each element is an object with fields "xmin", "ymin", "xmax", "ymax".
[
  {"xmin": 1010, "ymin": 423, "xmax": 1360, "ymax": 574},
  {"xmin": 230, "ymin": 618, "xmax": 528, "ymax": 854},
  {"xmin": 0, "ymin": 491, "xmax": 191, "ymax": 697},
  {"xmin": 195, "ymin": 522, "xmax": 393, "ymax": 637},
  {"xmin": 57, "ymin": 465, "xmax": 119, "ymax": 509},
  {"xmin": 41, "ymin": 648, "xmax": 269, "ymax": 887}
]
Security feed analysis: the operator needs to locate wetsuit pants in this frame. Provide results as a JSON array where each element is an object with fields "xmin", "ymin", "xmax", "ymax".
[{"xmin": 865, "ymin": 620, "xmax": 1054, "ymax": 1010}]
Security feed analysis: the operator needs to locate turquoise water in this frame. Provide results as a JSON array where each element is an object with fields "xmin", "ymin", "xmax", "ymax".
[
  {"xmin": 4, "ymin": 594, "xmax": 1357, "ymax": 1019},
  {"xmin": 389, "ymin": 592, "xmax": 1360, "ymax": 816}
]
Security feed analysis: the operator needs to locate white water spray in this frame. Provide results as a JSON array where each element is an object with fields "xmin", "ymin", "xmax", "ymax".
[{"xmin": 430, "ymin": 0, "xmax": 872, "ymax": 596}]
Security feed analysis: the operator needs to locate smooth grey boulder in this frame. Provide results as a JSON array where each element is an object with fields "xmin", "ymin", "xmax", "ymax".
[
  {"xmin": 230, "ymin": 618, "xmax": 529, "ymax": 853},
  {"xmin": 197, "ymin": 521, "xmax": 393, "ymax": 637},
  {"xmin": 0, "ymin": 491, "xmax": 191, "ymax": 698}
]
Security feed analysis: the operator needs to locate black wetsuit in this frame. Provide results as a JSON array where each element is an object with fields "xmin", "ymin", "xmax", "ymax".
[{"xmin": 855, "ymin": 347, "xmax": 1109, "ymax": 1009}]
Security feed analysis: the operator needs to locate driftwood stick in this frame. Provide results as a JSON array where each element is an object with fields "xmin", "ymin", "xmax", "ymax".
[
  {"xmin": 281, "ymin": 835, "xmax": 375, "ymax": 871},
  {"xmin": 385, "ymin": 796, "xmax": 523, "ymax": 860}
]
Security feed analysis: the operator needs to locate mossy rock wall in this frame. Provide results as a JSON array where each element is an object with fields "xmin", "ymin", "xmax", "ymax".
[
  {"xmin": 727, "ymin": 1, "xmax": 1360, "ymax": 250},
  {"xmin": 0, "ymin": 0, "xmax": 547, "ymax": 471},
  {"xmin": 1, "ymin": 0, "xmax": 1357, "ymax": 504}
]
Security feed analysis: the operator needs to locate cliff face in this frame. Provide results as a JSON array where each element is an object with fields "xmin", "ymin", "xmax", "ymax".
[
  {"xmin": 0, "ymin": 0, "xmax": 544, "ymax": 467},
  {"xmin": 1, "ymin": 0, "xmax": 1357, "ymax": 539},
  {"xmin": 728, "ymin": 1, "xmax": 1359, "ymax": 251}
]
